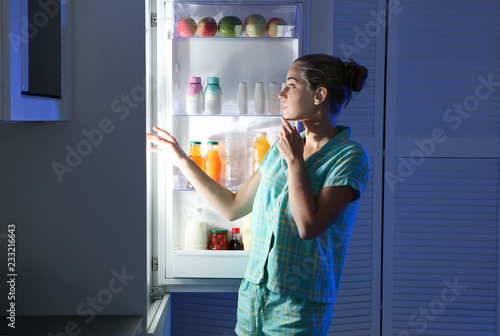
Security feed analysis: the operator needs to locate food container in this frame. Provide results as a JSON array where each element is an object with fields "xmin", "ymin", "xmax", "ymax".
[{"xmin": 207, "ymin": 228, "xmax": 229, "ymax": 250}]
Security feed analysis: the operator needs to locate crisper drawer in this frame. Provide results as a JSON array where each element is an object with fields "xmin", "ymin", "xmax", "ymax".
[{"xmin": 173, "ymin": 250, "xmax": 249, "ymax": 278}]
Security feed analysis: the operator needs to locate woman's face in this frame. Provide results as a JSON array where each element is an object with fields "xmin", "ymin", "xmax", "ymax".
[{"xmin": 278, "ymin": 63, "xmax": 318, "ymax": 121}]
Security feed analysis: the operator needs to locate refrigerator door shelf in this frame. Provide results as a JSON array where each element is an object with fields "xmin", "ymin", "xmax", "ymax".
[{"xmin": 173, "ymin": 250, "xmax": 250, "ymax": 278}]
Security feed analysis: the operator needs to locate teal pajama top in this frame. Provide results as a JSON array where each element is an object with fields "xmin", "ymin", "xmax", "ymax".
[{"xmin": 244, "ymin": 125, "xmax": 370, "ymax": 304}]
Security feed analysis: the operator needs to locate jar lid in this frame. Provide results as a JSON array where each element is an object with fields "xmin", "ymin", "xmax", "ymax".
[
  {"xmin": 209, "ymin": 228, "xmax": 228, "ymax": 233},
  {"xmin": 207, "ymin": 77, "xmax": 219, "ymax": 85},
  {"xmin": 232, "ymin": 228, "xmax": 240, "ymax": 233},
  {"xmin": 207, "ymin": 141, "xmax": 219, "ymax": 145},
  {"xmin": 190, "ymin": 141, "xmax": 202, "ymax": 145},
  {"xmin": 188, "ymin": 76, "xmax": 201, "ymax": 83}
]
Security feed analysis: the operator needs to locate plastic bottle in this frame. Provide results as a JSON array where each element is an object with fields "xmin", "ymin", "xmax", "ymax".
[
  {"xmin": 204, "ymin": 77, "xmax": 222, "ymax": 115},
  {"xmin": 225, "ymin": 117, "xmax": 246, "ymax": 190},
  {"xmin": 237, "ymin": 82, "xmax": 248, "ymax": 115},
  {"xmin": 229, "ymin": 228, "xmax": 243, "ymax": 250},
  {"xmin": 185, "ymin": 76, "xmax": 204, "ymax": 115},
  {"xmin": 254, "ymin": 82, "xmax": 266, "ymax": 115},
  {"xmin": 280, "ymin": 82, "xmax": 286, "ymax": 114},
  {"xmin": 184, "ymin": 208, "xmax": 208, "ymax": 250},
  {"xmin": 268, "ymin": 82, "xmax": 280, "ymax": 115},
  {"xmin": 252, "ymin": 132, "xmax": 271, "ymax": 173},
  {"xmin": 204, "ymin": 141, "xmax": 221, "ymax": 183},
  {"xmin": 187, "ymin": 141, "xmax": 203, "ymax": 189}
]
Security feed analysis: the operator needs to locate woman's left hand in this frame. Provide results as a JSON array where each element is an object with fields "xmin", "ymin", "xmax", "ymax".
[{"xmin": 277, "ymin": 117, "xmax": 304, "ymax": 164}]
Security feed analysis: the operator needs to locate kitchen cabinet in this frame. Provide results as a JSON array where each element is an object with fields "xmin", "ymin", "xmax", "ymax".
[{"xmin": 1, "ymin": 0, "xmax": 71, "ymax": 121}]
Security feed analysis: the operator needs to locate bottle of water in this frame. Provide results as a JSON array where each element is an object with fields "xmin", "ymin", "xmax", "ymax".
[{"xmin": 225, "ymin": 117, "xmax": 246, "ymax": 190}]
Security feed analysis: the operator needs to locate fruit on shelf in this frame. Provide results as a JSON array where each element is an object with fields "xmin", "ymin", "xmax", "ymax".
[
  {"xmin": 244, "ymin": 14, "xmax": 267, "ymax": 37},
  {"xmin": 267, "ymin": 17, "xmax": 287, "ymax": 37},
  {"xmin": 197, "ymin": 17, "xmax": 217, "ymax": 37},
  {"xmin": 218, "ymin": 16, "xmax": 243, "ymax": 37},
  {"xmin": 177, "ymin": 15, "xmax": 197, "ymax": 37}
]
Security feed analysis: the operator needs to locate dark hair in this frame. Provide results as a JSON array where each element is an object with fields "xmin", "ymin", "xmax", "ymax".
[{"xmin": 293, "ymin": 54, "xmax": 368, "ymax": 114}]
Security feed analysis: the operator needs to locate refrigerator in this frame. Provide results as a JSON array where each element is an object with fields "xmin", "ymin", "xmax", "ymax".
[{"xmin": 146, "ymin": 0, "xmax": 327, "ymax": 333}]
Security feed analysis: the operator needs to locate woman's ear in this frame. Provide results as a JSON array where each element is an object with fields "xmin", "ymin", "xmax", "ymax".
[{"xmin": 314, "ymin": 87, "xmax": 328, "ymax": 105}]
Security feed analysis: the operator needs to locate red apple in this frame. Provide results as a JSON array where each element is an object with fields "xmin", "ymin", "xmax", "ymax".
[
  {"xmin": 267, "ymin": 17, "xmax": 287, "ymax": 38},
  {"xmin": 177, "ymin": 16, "xmax": 196, "ymax": 37},
  {"xmin": 244, "ymin": 14, "xmax": 267, "ymax": 37},
  {"xmin": 197, "ymin": 17, "xmax": 217, "ymax": 37}
]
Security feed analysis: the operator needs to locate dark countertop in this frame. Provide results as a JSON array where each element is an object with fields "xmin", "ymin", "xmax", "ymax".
[{"xmin": 0, "ymin": 315, "xmax": 144, "ymax": 336}]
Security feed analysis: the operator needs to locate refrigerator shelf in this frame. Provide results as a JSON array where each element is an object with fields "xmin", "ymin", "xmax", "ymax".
[{"xmin": 173, "ymin": 249, "xmax": 249, "ymax": 278}]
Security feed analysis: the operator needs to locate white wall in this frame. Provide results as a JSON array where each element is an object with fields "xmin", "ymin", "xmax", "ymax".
[{"xmin": 0, "ymin": 0, "xmax": 146, "ymax": 320}]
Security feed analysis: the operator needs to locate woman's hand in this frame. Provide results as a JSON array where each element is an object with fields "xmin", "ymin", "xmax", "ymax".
[
  {"xmin": 146, "ymin": 126, "xmax": 188, "ymax": 166},
  {"xmin": 277, "ymin": 117, "xmax": 303, "ymax": 164}
]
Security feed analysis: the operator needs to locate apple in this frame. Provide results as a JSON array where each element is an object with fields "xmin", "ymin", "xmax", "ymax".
[
  {"xmin": 177, "ymin": 15, "xmax": 196, "ymax": 37},
  {"xmin": 267, "ymin": 17, "xmax": 287, "ymax": 38},
  {"xmin": 244, "ymin": 14, "xmax": 267, "ymax": 37},
  {"xmin": 218, "ymin": 16, "xmax": 243, "ymax": 37},
  {"xmin": 197, "ymin": 17, "xmax": 217, "ymax": 37}
]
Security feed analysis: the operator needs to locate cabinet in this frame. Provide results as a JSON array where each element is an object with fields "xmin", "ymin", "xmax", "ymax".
[
  {"xmin": 1, "ymin": 0, "xmax": 71, "ymax": 121},
  {"xmin": 148, "ymin": 1, "xmax": 306, "ymax": 285}
]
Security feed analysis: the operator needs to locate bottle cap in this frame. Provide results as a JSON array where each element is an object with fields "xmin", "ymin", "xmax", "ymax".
[
  {"xmin": 255, "ymin": 82, "xmax": 264, "ymax": 86},
  {"xmin": 232, "ymin": 228, "xmax": 240, "ymax": 233},
  {"xmin": 207, "ymin": 77, "xmax": 219, "ymax": 85},
  {"xmin": 209, "ymin": 228, "xmax": 228, "ymax": 233},
  {"xmin": 189, "ymin": 141, "xmax": 202, "ymax": 145},
  {"xmin": 239, "ymin": 82, "xmax": 247, "ymax": 86},
  {"xmin": 257, "ymin": 132, "xmax": 267, "ymax": 138},
  {"xmin": 231, "ymin": 116, "xmax": 240, "ymax": 122},
  {"xmin": 207, "ymin": 141, "xmax": 219, "ymax": 145},
  {"xmin": 188, "ymin": 76, "xmax": 201, "ymax": 84}
]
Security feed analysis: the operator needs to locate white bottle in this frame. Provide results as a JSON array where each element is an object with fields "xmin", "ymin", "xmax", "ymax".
[
  {"xmin": 184, "ymin": 208, "xmax": 208, "ymax": 250},
  {"xmin": 268, "ymin": 82, "xmax": 280, "ymax": 115},
  {"xmin": 237, "ymin": 82, "xmax": 248, "ymax": 115},
  {"xmin": 185, "ymin": 76, "xmax": 204, "ymax": 115},
  {"xmin": 254, "ymin": 82, "xmax": 266, "ymax": 115},
  {"xmin": 205, "ymin": 77, "xmax": 222, "ymax": 115},
  {"xmin": 280, "ymin": 82, "xmax": 286, "ymax": 114},
  {"xmin": 225, "ymin": 116, "xmax": 246, "ymax": 190}
]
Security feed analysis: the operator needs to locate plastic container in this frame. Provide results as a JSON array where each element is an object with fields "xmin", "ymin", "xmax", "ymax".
[
  {"xmin": 225, "ymin": 117, "xmax": 246, "ymax": 190},
  {"xmin": 185, "ymin": 76, "xmax": 204, "ymax": 115},
  {"xmin": 184, "ymin": 208, "xmax": 208, "ymax": 250},
  {"xmin": 204, "ymin": 141, "xmax": 221, "ymax": 183},
  {"xmin": 208, "ymin": 228, "xmax": 229, "ymax": 250},
  {"xmin": 187, "ymin": 141, "xmax": 204, "ymax": 189},
  {"xmin": 204, "ymin": 77, "xmax": 222, "ymax": 115},
  {"xmin": 229, "ymin": 228, "xmax": 243, "ymax": 250},
  {"xmin": 254, "ymin": 82, "xmax": 266, "ymax": 115},
  {"xmin": 268, "ymin": 82, "xmax": 280, "ymax": 115},
  {"xmin": 252, "ymin": 132, "xmax": 271, "ymax": 173},
  {"xmin": 237, "ymin": 82, "xmax": 248, "ymax": 115},
  {"xmin": 242, "ymin": 214, "xmax": 252, "ymax": 251}
]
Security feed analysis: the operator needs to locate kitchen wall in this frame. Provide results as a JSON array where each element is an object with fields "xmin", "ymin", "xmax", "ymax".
[{"xmin": 0, "ymin": 0, "xmax": 147, "ymax": 322}]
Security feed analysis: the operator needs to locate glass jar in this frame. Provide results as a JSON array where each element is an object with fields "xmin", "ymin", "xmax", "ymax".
[
  {"xmin": 204, "ymin": 141, "xmax": 221, "ymax": 183},
  {"xmin": 207, "ymin": 228, "xmax": 229, "ymax": 250}
]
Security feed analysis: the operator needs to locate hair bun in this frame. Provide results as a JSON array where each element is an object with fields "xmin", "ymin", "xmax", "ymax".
[{"xmin": 344, "ymin": 60, "xmax": 368, "ymax": 92}]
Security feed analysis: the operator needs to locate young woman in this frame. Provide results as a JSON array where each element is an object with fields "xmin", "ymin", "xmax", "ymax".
[{"xmin": 147, "ymin": 53, "xmax": 369, "ymax": 335}]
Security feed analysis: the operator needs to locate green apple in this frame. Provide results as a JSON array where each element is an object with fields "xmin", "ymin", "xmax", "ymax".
[
  {"xmin": 218, "ymin": 16, "xmax": 243, "ymax": 37},
  {"xmin": 244, "ymin": 14, "xmax": 267, "ymax": 37}
]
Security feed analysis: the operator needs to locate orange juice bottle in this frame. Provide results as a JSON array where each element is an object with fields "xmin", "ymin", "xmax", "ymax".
[
  {"xmin": 252, "ymin": 132, "xmax": 270, "ymax": 173},
  {"xmin": 187, "ymin": 141, "xmax": 204, "ymax": 189},
  {"xmin": 204, "ymin": 141, "xmax": 221, "ymax": 183}
]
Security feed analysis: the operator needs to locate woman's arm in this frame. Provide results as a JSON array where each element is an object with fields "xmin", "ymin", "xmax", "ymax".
[
  {"xmin": 277, "ymin": 119, "xmax": 354, "ymax": 240},
  {"xmin": 147, "ymin": 127, "xmax": 260, "ymax": 221}
]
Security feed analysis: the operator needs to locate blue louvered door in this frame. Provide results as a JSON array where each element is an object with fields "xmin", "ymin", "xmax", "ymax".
[{"xmin": 383, "ymin": 0, "xmax": 500, "ymax": 335}]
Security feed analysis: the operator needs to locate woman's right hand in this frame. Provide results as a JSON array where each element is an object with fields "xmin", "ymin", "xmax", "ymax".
[{"xmin": 146, "ymin": 126, "xmax": 188, "ymax": 167}]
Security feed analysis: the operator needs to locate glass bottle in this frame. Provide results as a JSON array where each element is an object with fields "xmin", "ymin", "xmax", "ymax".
[
  {"xmin": 187, "ymin": 141, "xmax": 203, "ymax": 189},
  {"xmin": 229, "ymin": 227, "xmax": 243, "ymax": 250},
  {"xmin": 204, "ymin": 77, "xmax": 222, "ymax": 115},
  {"xmin": 204, "ymin": 141, "xmax": 221, "ymax": 183}
]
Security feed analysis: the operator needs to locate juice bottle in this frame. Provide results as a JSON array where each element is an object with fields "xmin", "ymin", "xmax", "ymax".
[
  {"xmin": 204, "ymin": 141, "xmax": 221, "ymax": 183},
  {"xmin": 252, "ymin": 132, "xmax": 270, "ymax": 173},
  {"xmin": 187, "ymin": 141, "xmax": 204, "ymax": 189}
]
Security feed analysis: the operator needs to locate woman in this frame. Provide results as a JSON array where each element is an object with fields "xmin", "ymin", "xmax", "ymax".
[{"xmin": 147, "ymin": 54, "xmax": 369, "ymax": 335}]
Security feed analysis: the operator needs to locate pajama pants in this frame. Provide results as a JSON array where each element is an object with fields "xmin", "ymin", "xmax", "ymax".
[{"xmin": 235, "ymin": 278, "xmax": 334, "ymax": 336}]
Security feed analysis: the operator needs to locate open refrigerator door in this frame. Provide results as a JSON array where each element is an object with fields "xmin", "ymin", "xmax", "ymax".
[{"xmin": 150, "ymin": 0, "xmax": 307, "ymax": 292}]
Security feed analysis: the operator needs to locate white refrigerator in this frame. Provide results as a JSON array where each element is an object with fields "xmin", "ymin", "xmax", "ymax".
[{"xmin": 146, "ymin": 0, "xmax": 329, "ymax": 333}]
